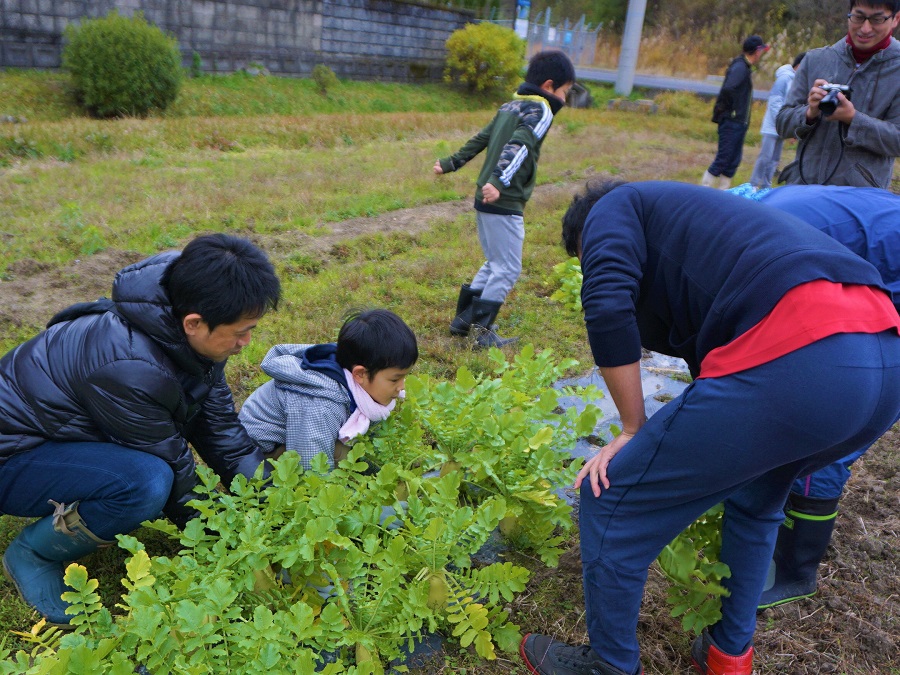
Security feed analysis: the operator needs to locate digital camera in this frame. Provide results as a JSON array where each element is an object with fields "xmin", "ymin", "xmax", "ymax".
[{"xmin": 819, "ymin": 83, "xmax": 852, "ymax": 117}]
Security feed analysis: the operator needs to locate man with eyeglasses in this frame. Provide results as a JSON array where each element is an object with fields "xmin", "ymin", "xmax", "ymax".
[{"xmin": 776, "ymin": 1, "xmax": 900, "ymax": 188}]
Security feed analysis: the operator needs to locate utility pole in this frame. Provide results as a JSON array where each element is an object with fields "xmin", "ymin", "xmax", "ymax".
[{"xmin": 615, "ymin": 0, "xmax": 648, "ymax": 96}]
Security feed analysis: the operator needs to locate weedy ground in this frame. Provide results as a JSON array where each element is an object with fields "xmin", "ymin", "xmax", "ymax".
[{"xmin": 0, "ymin": 70, "xmax": 898, "ymax": 673}]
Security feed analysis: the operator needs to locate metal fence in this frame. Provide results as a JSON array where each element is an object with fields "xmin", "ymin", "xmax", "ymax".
[
  {"xmin": 485, "ymin": 10, "xmax": 599, "ymax": 67},
  {"xmin": 526, "ymin": 11, "xmax": 599, "ymax": 66}
]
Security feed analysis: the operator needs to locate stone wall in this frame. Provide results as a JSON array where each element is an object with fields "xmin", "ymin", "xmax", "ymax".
[{"xmin": 0, "ymin": 0, "xmax": 474, "ymax": 81}]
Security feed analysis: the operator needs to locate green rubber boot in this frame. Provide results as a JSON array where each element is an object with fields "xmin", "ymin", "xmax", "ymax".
[
  {"xmin": 757, "ymin": 493, "xmax": 838, "ymax": 609},
  {"xmin": 2, "ymin": 501, "xmax": 112, "ymax": 626}
]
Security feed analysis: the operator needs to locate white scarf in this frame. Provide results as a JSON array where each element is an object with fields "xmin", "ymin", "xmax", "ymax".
[{"xmin": 338, "ymin": 369, "xmax": 400, "ymax": 443}]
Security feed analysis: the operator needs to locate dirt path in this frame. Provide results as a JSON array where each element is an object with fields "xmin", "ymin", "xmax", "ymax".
[{"xmin": 0, "ymin": 183, "xmax": 580, "ymax": 333}]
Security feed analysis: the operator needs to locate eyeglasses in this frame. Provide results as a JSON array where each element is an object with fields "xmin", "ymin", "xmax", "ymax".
[{"xmin": 847, "ymin": 11, "xmax": 895, "ymax": 25}]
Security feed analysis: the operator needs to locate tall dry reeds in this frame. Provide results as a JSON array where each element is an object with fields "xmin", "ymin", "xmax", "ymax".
[{"xmin": 590, "ymin": 18, "xmax": 847, "ymax": 86}]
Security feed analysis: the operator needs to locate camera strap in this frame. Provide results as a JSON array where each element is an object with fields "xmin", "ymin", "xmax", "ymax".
[
  {"xmin": 797, "ymin": 68, "xmax": 859, "ymax": 185},
  {"xmin": 797, "ymin": 121, "xmax": 846, "ymax": 186}
]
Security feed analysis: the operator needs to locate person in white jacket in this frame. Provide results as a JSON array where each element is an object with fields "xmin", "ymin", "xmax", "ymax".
[
  {"xmin": 238, "ymin": 309, "xmax": 417, "ymax": 471},
  {"xmin": 749, "ymin": 53, "xmax": 806, "ymax": 189}
]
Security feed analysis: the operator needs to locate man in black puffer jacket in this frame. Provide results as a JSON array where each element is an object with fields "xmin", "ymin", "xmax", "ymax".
[{"xmin": 0, "ymin": 233, "xmax": 280, "ymax": 627}]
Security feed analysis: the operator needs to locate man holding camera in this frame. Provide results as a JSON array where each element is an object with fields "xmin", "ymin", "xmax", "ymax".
[{"xmin": 776, "ymin": 1, "xmax": 900, "ymax": 188}]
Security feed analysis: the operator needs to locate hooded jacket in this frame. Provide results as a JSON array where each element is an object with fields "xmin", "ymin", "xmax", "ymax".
[
  {"xmin": 238, "ymin": 343, "xmax": 355, "ymax": 471},
  {"xmin": 437, "ymin": 83, "xmax": 562, "ymax": 216},
  {"xmin": 579, "ymin": 182, "xmax": 887, "ymax": 378},
  {"xmin": 712, "ymin": 55, "xmax": 754, "ymax": 125},
  {"xmin": 776, "ymin": 36, "xmax": 900, "ymax": 188},
  {"xmin": 760, "ymin": 63, "xmax": 796, "ymax": 136},
  {"xmin": 0, "ymin": 252, "xmax": 266, "ymax": 526}
]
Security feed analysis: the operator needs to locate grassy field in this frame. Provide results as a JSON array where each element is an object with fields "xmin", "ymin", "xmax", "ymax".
[{"xmin": 4, "ymin": 68, "xmax": 887, "ymax": 673}]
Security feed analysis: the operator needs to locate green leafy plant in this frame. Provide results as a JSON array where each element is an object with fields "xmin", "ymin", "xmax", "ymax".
[
  {"xmin": 312, "ymin": 64, "xmax": 340, "ymax": 96},
  {"xmin": 657, "ymin": 504, "xmax": 730, "ymax": 633},
  {"xmin": 57, "ymin": 202, "xmax": 108, "ymax": 255},
  {"xmin": 191, "ymin": 51, "xmax": 203, "ymax": 78},
  {"xmin": 1, "ymin": 348, "xmax": 604, "ymax": 672},
  {"xmin": 62, "ymin": 11, "xmax": 183, "ymax": 118},
  {"xmin": 443, "ymin": 23, "xmax": 525, "ymax": 93},
  {"xmin": 549, "ymin": 257, "xmax": 583, "ymax": 313},
  {"xmin": 0, "ymin": 136, "xmax": 42, "ymax": 161},
  {"xmin": 360, "ymin": 344, "xmax": 602, "ymax": 566}
]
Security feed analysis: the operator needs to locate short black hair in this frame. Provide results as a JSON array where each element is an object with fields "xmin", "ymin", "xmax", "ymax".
[
  {"xmin": 792, "ymin": 52, "xmax": 807, "ymax": 68},
  {"xmin": 561, "ymin": 180, "xmax": 627, "ymax": 257},
  {"xmin": 849, "ymin": 0, "xmax": 900, "ymax": 13},
  {"xmin": 162, "ymin": 233, "xmax": 280, "ymax": 331},
  {"xmin": 525, "ymin": 50, "xmax": 575, "ymax": 89},
  {"xmin": 335, "ymin": 309, "xmax": 418, "ymax": 378}
]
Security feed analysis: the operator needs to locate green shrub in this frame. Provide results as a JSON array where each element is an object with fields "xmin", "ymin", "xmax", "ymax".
[
  {"xmin": 444, "ymin": 22, "xmax": 526, "ymax": 93},
  {"xmin": 62, "ymin": 11, "xmax": 183, "ymax": 118},
  {"xmin": 190, "ymin": 51, "xmax": 203, "ymax": 78},
  {"xmin": 311, "ymin": 64, "xmax": 339, "ymax": 95}
]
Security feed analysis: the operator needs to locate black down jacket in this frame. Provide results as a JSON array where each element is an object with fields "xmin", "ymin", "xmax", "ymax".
[{"xmin": 0, "ymin": 251, "xmax": 266, "ymax": 525}]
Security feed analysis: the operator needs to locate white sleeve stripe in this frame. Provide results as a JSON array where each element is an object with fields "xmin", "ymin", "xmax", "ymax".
[
  {"xmin": 499, "ymin": 145, "xmax": 529, "ymax": 186},
  {"xmin": 533, "ymin": 102, "xmax": 553, "ymax": 139}
]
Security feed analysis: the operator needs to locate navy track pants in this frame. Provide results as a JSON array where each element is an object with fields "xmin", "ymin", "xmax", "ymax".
[{"xmin": 579, "ymin": 330, "xmax": 900, "ymax": 673}]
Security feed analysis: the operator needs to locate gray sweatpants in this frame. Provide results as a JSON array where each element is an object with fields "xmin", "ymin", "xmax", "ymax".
[
  {"xmin": 470, "ymin": 210, "xmax": 525, "ymax": 303},
  {"xmin": 749, "ymin": 133, "xmax": 785, "ymax": 189}
]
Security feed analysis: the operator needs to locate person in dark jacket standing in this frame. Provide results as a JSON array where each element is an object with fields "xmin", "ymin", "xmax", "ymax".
[
  {"xmin": 702, "ymin": 35, "xmax": 770, "ymax": 189},
  {"xmin": 434, "ymin": 50, "xmax": 574, "ymax": 348},
  {"xmin": 0, "ymin": 234, "xmax": 280, "ymax": 627},
  {"xmin": 519, "ymin": 181, "xmax": 900, "ymax": 675}
]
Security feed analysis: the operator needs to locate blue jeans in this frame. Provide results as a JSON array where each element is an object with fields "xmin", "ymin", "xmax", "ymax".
[
  {"xmin": 791, "ymin": 447, "xmax": 867, "ymax": 500},
  {"xmin": 708, "ymin": 119, "xmax": 748, "ymax": 178},
  {"xmin": 0, "ymin": 441, "xmax": 173, "ymax": 540},
  {"xmin": 579, "ymin": 331, "xmax": 900, "ymax": 673}
]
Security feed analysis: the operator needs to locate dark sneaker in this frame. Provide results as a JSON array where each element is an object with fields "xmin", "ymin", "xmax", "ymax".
[
  {"xmin": 690, "ymin": 629, "xmax": 753, "ymax": 675},
  {"xmin": 520, "ymin": 633, "xmax": 641, "ymax": 675}
]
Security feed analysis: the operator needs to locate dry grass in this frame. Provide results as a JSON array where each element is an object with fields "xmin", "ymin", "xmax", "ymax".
[{"xmin": 590, "ymin": 22, "xmax": 846, "ymax": 86}]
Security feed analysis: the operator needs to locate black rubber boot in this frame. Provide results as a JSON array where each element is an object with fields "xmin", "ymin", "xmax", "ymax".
[
  {"xmin": 469, "ymin": 298, "xmax": 518, "ymax": 349},
  {"xmin": 757, "ymin": 493, "xmax": 839, "ymax": 609},
  {"xmin": 2, "ymin": 500, "xmax": 113, "ymax": 626},
  {"xmin": 449, "ymin": 284, "xmax": 482, "ymax": 336}
]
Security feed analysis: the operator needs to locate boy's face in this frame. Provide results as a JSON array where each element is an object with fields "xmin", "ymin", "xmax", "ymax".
[
  {"xmin": 552, "ymin": 82, "xmax": 574, "ymax": 102},
  {"xmin": 356, "ymin": 366, "xmax": 412, "ymax": 406},
  {"xmin": 539, "ymin": 79, "xmax": 574, "ymax": 103}
]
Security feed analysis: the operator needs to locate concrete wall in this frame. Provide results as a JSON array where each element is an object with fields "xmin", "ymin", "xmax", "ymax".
[{"xmin": 0, "ymin": 0, "xmax": 474, "ymax": 81}]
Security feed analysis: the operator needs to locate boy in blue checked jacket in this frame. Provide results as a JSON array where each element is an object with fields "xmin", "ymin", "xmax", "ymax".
[
  {"xmin": 434, "ymin": 50, "xmax": 574, "ymax": 348},
  {"xmin": 239, "ymin": 309, "xmax": 417, "ymax": 470}
]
